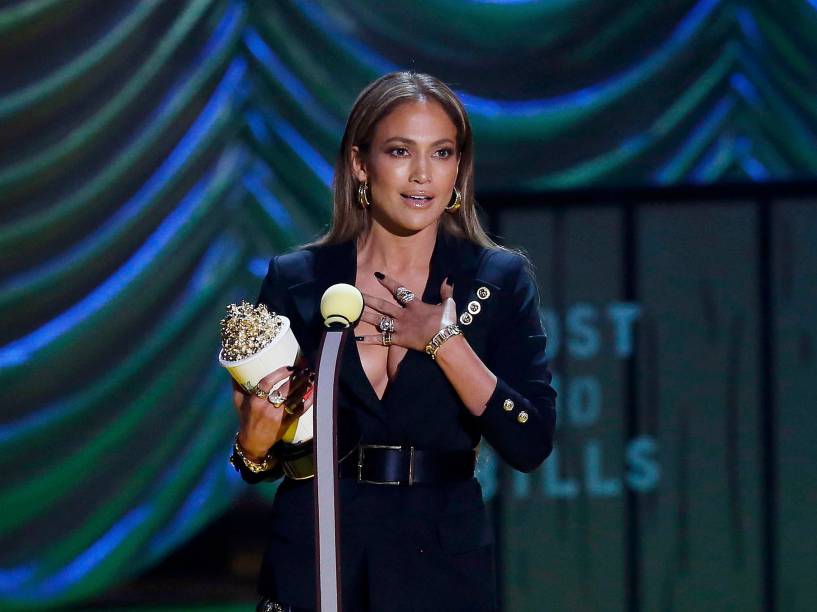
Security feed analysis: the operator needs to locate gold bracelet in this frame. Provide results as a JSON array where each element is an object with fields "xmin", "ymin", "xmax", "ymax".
[
  {"xmin": 424, "ymin": 323, "xmax": 462, "ymax": 360},
  {"xmin": 232, "ymin": 433, "xmax": 275, "ymax": 474}
]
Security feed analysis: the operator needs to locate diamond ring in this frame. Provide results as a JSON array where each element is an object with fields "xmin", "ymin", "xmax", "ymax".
[
  {"xmin": 377, "ymin": 315, "xmax": 396, "ymax": 333},
  {"xmin": 395, "ymin": 287, "xmax": 414, "ymax": 306}
]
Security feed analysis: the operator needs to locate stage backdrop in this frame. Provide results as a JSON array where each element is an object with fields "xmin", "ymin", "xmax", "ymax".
[
  {"xmin": 1, "ymin": 0, "xmax": 816, "ymax": 609},
  {"xmin": 484, "ymin": 195, "xmax": 817, "ymax": 611}
]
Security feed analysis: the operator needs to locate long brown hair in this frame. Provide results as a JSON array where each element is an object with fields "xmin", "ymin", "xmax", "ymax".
[{"xmin": 305, "ymin": 71, "xmax": 504, "ymax": 251}]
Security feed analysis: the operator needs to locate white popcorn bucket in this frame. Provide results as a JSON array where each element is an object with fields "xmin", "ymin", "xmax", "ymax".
[{"xmin": 219, "ymin": 315, "xmax": 313, "ymax": 444}]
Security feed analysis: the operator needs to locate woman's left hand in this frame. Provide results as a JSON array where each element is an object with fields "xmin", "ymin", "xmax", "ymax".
[{"xmin": 357, "ymin": 273, "xmax": 456, "ymax": 352}]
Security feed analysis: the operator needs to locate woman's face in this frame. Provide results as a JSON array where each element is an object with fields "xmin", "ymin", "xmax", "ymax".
[{"xmin": 352, "ymin": 99, "xmax": 461, "ymax": 236}]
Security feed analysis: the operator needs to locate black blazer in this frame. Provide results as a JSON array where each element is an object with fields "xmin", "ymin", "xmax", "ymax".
[{"xmin": 238, "ymin": 228, "xmax": 557, "ymax": 611}]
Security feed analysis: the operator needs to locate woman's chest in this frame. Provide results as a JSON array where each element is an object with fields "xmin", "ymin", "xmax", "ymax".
[{"xmin": 354, "ymin": 270, "xmax": 429, "ymax": 399}]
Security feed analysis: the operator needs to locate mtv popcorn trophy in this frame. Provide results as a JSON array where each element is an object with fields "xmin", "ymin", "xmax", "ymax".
[{"xmin": 219, "ymin": 302, "xmax": 314, "ymax": 479}]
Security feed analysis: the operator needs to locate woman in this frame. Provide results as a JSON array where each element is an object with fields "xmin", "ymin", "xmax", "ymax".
[{"xmin": 229, "ymin": 71, "xmax": 557, "ymax": 612}]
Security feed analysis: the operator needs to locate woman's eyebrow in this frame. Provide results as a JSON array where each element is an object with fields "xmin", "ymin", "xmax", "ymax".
[{"xmin": 383, "ymin": 137, "xmax": 455, "ymax": 146}]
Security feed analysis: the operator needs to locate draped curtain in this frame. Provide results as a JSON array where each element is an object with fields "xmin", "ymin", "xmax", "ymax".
[{"xmin": 1, "ymin": 0, "xmax": 815, "ymax": 607}]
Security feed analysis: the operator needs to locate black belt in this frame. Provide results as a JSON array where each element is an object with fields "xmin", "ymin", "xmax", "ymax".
[{"xmin": 338, "ymin": 444, "xmax": 477, "ymax": 486}]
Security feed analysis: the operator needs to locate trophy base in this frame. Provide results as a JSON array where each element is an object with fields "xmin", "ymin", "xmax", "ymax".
[
  {"xmin": 276, "ymin": 439, "xmax": 315, "ymax": 480},
  {"xmin": 274, "ymin": 436, "xmax": 361, "ymax": 481}
]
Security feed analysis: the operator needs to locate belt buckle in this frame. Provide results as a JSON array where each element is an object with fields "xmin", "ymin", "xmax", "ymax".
[{"xmin": 357, "ymin": 444, "xmax": 403, "ymax": 486}]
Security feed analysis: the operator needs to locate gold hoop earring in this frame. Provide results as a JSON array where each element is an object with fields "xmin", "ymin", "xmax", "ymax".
[
  {"xmin": 358, "ymin": 181, "xmax": 372, "ymax": 209},
  {"xmin": 445, "ymin": 187, "xmax": 462, "ymax": 213}
]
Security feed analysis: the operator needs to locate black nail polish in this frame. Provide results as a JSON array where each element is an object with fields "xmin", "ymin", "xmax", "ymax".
[
  {"xmin": 374, "ymin": 271, "xmax": 385, "ymax": 280},
  {"xmin": 286, "ymin": 365, "xmax": 295, "ymax": 371},
  {"xmin": 355, "ymin": 335, "xmax": 364, "ymax": 341},
  {"xmin": 446, "ymin": 277, "xmax": 453, "ymax": 286}
]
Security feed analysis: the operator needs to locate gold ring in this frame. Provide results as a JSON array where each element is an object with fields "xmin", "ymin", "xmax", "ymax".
[
  {"xmin": 382, "ymin": 330, "xmax": 392, "ymax": 346},
  {"xmin": 283, "ymin": 397, "xmax": 305, "ymax": 415},
  {"xmin": 253, "ymin": 383, "xmax": 269, "ymax": 399}
]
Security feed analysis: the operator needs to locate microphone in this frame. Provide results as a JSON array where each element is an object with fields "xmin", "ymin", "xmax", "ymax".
[
  {"xmin": 314, "ymin": 282, "xmax": 362, "ymax": 612},
  {"xmin": 320, "ymin": 283, "xmax": 364, "ymax": 328}
]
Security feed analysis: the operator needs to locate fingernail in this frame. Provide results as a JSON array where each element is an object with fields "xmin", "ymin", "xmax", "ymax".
[
  {"xmin": 446, "ymin": 277, "xmax": 453, "ymax": 286},
  {"xmin": 374, "ymin": 271, "xmax": 385, "ymax": 280},
  {"xmin": 355, "ymin": 335, "xmax": 364, "ymax": 341},
  {"xmin": 286, "ymin": 365, "xmax": 295, "ymax": 371}
]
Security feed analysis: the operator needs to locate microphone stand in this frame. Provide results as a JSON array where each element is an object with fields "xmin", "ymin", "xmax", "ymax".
[{"xmin": 312, "ymin": 322, "xmax": 349, "ymax": 612}]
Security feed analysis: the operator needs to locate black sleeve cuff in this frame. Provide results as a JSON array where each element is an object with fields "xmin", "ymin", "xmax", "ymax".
[{"xmin": 476, "ymin": 376, "xmax": 555, "ymax": 473}]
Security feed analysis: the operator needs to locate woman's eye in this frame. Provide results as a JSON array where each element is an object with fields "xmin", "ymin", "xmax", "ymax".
[
  {"xmin": 436, "ymin": 148, "xmax": 454, "ymax": 158},
  {"xmin": 390, "ymin": 147, "xmax": 409, "ymax": 157}
]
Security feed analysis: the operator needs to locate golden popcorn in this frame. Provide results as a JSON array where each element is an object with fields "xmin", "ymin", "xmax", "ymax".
[{"xmin": 219, "ymin": 301, "xmax": 284, "ymax": 362}]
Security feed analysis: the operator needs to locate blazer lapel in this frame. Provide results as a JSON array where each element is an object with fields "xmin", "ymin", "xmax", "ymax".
[
  {"xmin": 436, "ymin": 230, "xmax": 483, "ymax": 310},
  {"xmin": 287, "ymin": 240, "xmax": 356, "ymax": 331},
  {"xmin": 286, "ymin": 238, "xmax": 386, "ymax": 416}
]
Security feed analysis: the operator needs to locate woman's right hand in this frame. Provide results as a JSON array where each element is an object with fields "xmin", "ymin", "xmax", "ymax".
[{"xmin": 231, "ymin": 362, "xmax": 315, "ymax": 460}]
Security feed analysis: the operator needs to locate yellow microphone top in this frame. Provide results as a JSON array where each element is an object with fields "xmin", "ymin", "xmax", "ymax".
[{"xmin": 320, "ymin": 283, "xmax": 364, "ymax": 328}]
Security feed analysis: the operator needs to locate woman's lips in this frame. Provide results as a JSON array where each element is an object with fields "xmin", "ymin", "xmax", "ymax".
[{"xmin": 401, "ymin": 194, "xmax": 434, "ymax": 208}]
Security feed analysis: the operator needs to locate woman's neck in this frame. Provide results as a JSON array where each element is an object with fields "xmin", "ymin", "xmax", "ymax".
[{"xmin": 357, "ymin": 222, "xmax": 439, "ymax": 274}]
